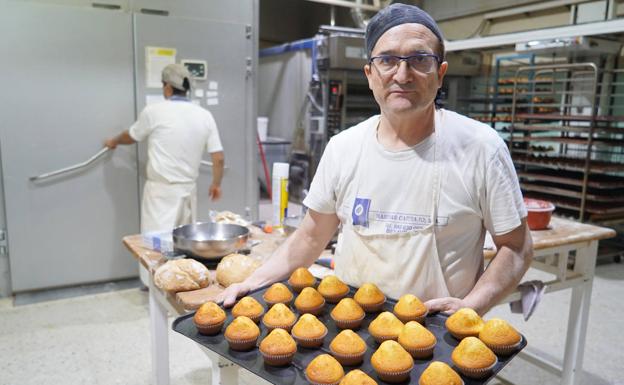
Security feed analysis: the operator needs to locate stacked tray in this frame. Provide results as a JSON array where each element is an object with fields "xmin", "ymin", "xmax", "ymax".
[{"xmin": 172, "ymin": 280, "xmax": 526, "ymax": 384}]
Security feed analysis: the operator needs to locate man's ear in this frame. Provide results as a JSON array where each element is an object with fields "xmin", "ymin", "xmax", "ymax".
[{"xmin": 364, "ymin": 64, "xmax": 373, "ymax": 91}]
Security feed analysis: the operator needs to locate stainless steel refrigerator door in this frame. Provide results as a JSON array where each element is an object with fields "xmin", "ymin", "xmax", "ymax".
[
  {"xmin": 134, "ymin": 11, "xmax": 257, "ymax": 222},
  {"xmin": 0, "ymin": 2, "xmax": 140, "ymax": 291}
]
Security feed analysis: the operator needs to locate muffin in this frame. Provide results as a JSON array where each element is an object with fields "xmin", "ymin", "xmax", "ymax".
[
  {"xmin": 330, "ymin": 298, "xmax": 366, "ymax": 329},
  {"xmin": 329, "ymin": 330, "xmax": 367, "ymax": 366},
  {"xmin": 262, "ymin": 282, "xmax": 294, "ymax": 305},
  {"xmin": 259, "ymin": 328, "xmax": 298, "ymax": 366},
  {"xmin": 339, "ymin": 369, "xmax": 378, "ymax": 385},
  {"xmin": 368, "ymin": 312, "xmax": 404, "ymax": 343},
  {"xmin": 305, "ymin": 354, "xmax": 345, "ymax": 385},
  {"xmin": 193, "ymin": 301, "xmax": 226, "ymax": 335},
  {"xmin": 353, "ymin": 283, "xmax": 386, "ymax": 312},
  {"xmin": 231, "ymin": 296, "xmax": 265, "ymax": 323},
  {"xmin": 451, "ymin": 336, "xmax": 497, "ymax": 379},
  {"xmin": 288, "ymin": 267, "xmax": 316, "ymax": 292},
  {"xmin": 393, "ymin": 294, "xmax": 427, "ymax": 323},
  {"xmin": 398, "ymin": 321, "xmax": 437, "ymax": 359},
  {"xmin": 294, "ymin": 287, "xmax": 326, "ymax": 315},
  {"xmin": 479, "ymin": 318, "xmax": 522, "ymax": 355},
  {"xmin": 262, "ymin": 303, "xmax": 297, "ymax": 332},
  {"xmin": 317, "ymin": 275, "xmax": 350, "ymax": 303},
  {"xmin": 445, "ymin": 308, "xmax": 484, "ymax": 340},
  {"xmin": 291, "ymin": 313, "xmax": 328, "ymax": 348},
  {"xmin": 371, "ymin": 340, "xmax": 414, "ymax": 383},
  {"xmin": 224, "ymin": 316, "xmax": 260, "ymax": 351},
  {"xmin": 418, "ymin": 361, "xmax": 463, "ymax": 385}
]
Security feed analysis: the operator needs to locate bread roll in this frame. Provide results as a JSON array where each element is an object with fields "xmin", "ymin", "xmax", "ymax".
[
  {"xmin": 154, "ymin": 259, "xmax": 211, "ymax": 292},
  {"xmin": 216, "ymin": 253, "xmax": 261, "ymax": 287}
]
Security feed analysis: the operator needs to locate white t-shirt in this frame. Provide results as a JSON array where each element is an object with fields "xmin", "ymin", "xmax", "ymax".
[
  {"xmin": 303, "ymin": 109, "xmax": 527, "ymax": 298},
  {"xmin": 129, "ymin": 99, "xmax": 223, "ymax": 184}
]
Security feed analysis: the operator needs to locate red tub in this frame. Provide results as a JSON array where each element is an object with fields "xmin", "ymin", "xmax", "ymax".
[{"xmin": 524, "ymin": 198, "xmax": 556, "ymax": 230}]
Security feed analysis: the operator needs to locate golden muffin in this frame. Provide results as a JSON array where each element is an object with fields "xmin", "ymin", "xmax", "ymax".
[
  {"xmin": 393, "ymin": 294, "xmax": 427, "ymax": 323},
  {"xmin": 451, "ymin": 336, "xmax": 497, "ymax": 379},
  {"xmin": 288, "ymin": 267, "xmax": 316, "ymax": 292},
  {"xmin": 329, "ymin": 329, "xmax": 367, "ymax": 366},
  {"xmin": 479, "ymin": 318, "xmax": 522, "ymax": 355},
  {"xmin": 262, "ymin": 282, "xmax": 294, "ymax": 305},
  {"xmin": 330, "ymin": 298, "xmax": 366, "ymax": 329},
  {"xmin": 305, "ymin": 354, "xmax": 345, "ymax": 385},
  {"xmin": 294, "ymin": 287, "xmax": 326, "ymax": 315},
  {"xmin": 445, "ymin": 307, "xmax": 484, "ymax": 340},
  {"xmin": 224, "ymin": 316, "xmax": 260, "ymax": 351},
  {"xmin": 339, "ymin": 369, "xmax": 378, "ymax": 385},
  {"xmin": 317, "ymin": 275, "xmax": 350, "ymax": 303},
  {"xmin": 398, "ymin": 321, "xmax": 437, "ymax": 359},
  {"xmin": 368, "ymin": 311, "xmax": 404, "ymax": 343},
  {"xmin": 231, "ymin": 296, "xmax": 265, "ymax": 323},
  {"xmin": 291, "ymin": 313, "xmax": 328, "ymax": 347},
  {"xmin": 262, "ymin": 303, "xmax": 297, "ymax": 332},
  {"xmin": 193, "ymin": 301, "xmax": 226, "ymax": 335},
  {"xmin": 353, "ymin": 283, "xmax": 386, "ymax": 312},
  {"xmin": 259, "ymin": 328, "xmax": 298, "ymax": 366},
  {"xmin": 371, "ymin": 340, "xmax": 414, "ymax": 383},
  {"xmin": 418, "ymin": 361, "xmax": 463, "ymax": 385}
]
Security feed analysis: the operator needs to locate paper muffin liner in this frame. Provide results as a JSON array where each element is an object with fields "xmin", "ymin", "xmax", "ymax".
[
  {"xmin": 329, "ymin": 346, "xmax": 365, "ymax": 366},
  {"xmin": 373, "ymin": 363, "xmax": 414, "ymax": 383},
  {"xmin": 288, "ymin": 279, "xmax": 316, "ymax": 293},
  {"xmin": 401, "ymin": 341, "xmax": 435, "ymax": 359},
  {"xmin": 262, "ymin": 318, "xmax": 297, "ymax": 333},
  {"xmin": 194, "ymin": 320, "xmax": 225, "ymax": 336},
  {"xmin": 484, "ymin": 336, "xmax": 523, "ymax": 356},
  {"xmin": 224, "ymin": 334, "xmax": 258, "ymax": 351},
  {"xmin": 232, "ymin": 311, "xmax": 264, "ymax": 324},
  {"xmin": 448, "ymin": 329, "xmax": 480, "ymax": 340},
  {"xmin": 304, "ymin": 372, "xmax": 343, "ymax": 385},
  {"xmin": 454, "ymin": 357, "xmax": 498, "ymax": 379},
  {"xmin": 370, "ymin": 330, "xmax": 399, "ymax": 344},
  {"xmin": 321, "ymin": 291, "xmax": 349, "ymax": 304},
  {"xmin": 295, "ymin": 299, "xmax": 326, "ymax": 316},
  {"xmin": 358, "ymin": 296, "xmax": 386, "ymax": 313},
  {"xmin": 395, "ymin": 310, "xmax": 428, "ymax": 324},
  {"xmin": 330, "ymin": 313, "xmax": 365, "ymax": 330},
  {"xmin": 292, "ymin": 328, "xmax": 328, "ymax": 348},
  {"xmin": 260, "ymin": 350, "xmax": 296, "ymax": 366}
]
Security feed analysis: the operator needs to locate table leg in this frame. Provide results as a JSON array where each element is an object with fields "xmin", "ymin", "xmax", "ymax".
[
  {"xmin": 561, "ymin": 241, "xmax": 597, "ymax": 385},
  {"xmin": 200, "ymin": 347, "xmax": 238, "ymax": 385},
  {"xmin": 149, "ymin": 276, "xmax": 170, "ymax": 385}
]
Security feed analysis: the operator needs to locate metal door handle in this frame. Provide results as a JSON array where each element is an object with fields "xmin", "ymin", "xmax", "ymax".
[
  {"xmin": 30, "ymin": 147, "xmax": 110, "ymax": 181},
  {"xmin": 200, "ymin": 160, "xmax": 228, "ymax": 169}
]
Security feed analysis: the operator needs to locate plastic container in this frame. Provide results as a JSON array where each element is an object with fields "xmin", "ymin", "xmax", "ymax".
[
  {"xmin": 142, "ymin": 230, "xmax": 174, "ymax": 253},
  {"xmin": 524, "ymin": 198, "xmax": 555, "ymax": 230},
  {"xmin": 257, "ymin": 116, "xmax": 269, "ymax": 142},
  {"xmin": 272, "ymin": 162, "xmax": 289, "ymax": 228}
]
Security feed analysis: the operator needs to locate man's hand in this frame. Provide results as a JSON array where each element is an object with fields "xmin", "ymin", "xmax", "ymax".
[
  {"xmin": 216, "ymin": 281, "xmax": 254, "ymax": 307},
  {"xmin": 424, "ymin": 297, "xmax": 470, "ymax": 315},
  {"xmin": 104, "ymin": 138, "xmax": 118, "ymax": 149},
  {"xmin": 209, "ymin": 184, "xmax": 222, "ymax": 201}
]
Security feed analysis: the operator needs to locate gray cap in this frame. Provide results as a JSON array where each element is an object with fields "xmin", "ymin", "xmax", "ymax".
[
  {"xmin": 365, "ymin": 3, "xmax": 444, "ymax": 59},
  {"xmin": 161, "ymin": 63, "xmax": 192, "ymax": 91}
]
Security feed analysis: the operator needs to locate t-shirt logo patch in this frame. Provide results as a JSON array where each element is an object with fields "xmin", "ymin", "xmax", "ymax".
[{"xmin": 352, "ymin": 197, "xmax": 371, "ymax": 227}]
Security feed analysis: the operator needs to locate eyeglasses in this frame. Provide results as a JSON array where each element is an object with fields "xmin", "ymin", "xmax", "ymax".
[{"xmin": 369, "ymin": 54, "xmax": 441, "ymax": 74}]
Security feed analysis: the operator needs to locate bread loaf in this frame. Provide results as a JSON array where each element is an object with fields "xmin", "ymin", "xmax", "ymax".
[
  {"xmin": 216, "ymin": 253, "xmax": 261, "ymax": 287},
  {"xmin": 154, "ymin": 259, "xmax": 211, "ymax": 292}
]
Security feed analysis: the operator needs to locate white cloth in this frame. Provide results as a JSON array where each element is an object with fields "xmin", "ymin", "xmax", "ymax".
[
  {"xmin": 510, "ymin": 280, "xmax": 546, "ymax": 321},
  {"xmin": 303, "ymin": 109, "xmax": 527, "ymax": 299},
  {"xmin": 129, "ymin": 98, "xmax": 223, "ymax": 233}
]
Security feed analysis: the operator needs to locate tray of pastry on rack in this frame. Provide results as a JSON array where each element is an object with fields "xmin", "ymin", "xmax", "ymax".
[{"xmin": 172, "ymin": 269, "xmax": 526, "ymax": 385}]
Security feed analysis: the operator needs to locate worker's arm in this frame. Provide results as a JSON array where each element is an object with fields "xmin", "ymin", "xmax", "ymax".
[
  {"xmin": 217, "ymin": 209, "xmax": 340, "ymax": 306},
  {"xmin": 425, "ymin": 219, "xmax": 533, "ymax": 316},
  {"xmin": 208, "ymin": 151, "xmax": 224, "ymax": 201},
  {"xmin": 104, "ymin": 130, "xmax": 136, "ymax": 149}
]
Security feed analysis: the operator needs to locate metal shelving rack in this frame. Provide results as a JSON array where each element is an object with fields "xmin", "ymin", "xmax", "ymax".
[{"xmin": 509, "ymin": 63, "xmax": 624, "ymax": 223}]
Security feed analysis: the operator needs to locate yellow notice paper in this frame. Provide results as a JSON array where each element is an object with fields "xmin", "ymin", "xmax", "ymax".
[{"xmin": 146, "ymin": 46, "xmax": 176, "ymax": 88}]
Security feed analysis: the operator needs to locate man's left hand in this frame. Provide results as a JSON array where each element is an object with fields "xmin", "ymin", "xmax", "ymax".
[
  {"xmin": 209, "ymin": 185, "xmax": 222, "ymax": 201},
  {"xmin": 424, "ymin": 297, "xmax": 472, "ymax": 315}
]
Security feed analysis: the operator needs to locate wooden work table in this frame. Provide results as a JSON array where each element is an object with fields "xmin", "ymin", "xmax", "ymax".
[{"xmin": 123, "ymin": 216, "xmax": 615, "ymax": 385}]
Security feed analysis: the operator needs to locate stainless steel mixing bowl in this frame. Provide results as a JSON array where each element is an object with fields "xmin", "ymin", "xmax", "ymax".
[{"xmin": 172, "ymin": 222, "xmax": 250, "ymax": 260}]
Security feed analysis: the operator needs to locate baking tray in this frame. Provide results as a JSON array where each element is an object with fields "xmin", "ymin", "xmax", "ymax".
[{"xmin": 172, "ymin": 281, "xmax": 527, "ymax": 385}]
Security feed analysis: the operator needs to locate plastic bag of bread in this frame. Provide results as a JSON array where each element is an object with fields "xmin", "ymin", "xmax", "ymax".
[
  {"xmin": 154, "ymin": 259, "xmax": 211, "ymax": 293},
  {"xmin": 216, "ymin": 253, "xmax": 261, "ymax": 287}
]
